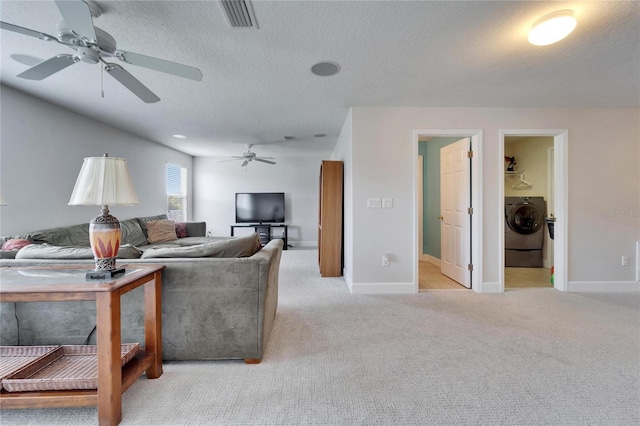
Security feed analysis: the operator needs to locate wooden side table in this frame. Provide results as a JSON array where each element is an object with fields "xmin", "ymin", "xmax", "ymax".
[{"xmin": 0, "ymin": 264, "xmax": 165, "ymax": 426}]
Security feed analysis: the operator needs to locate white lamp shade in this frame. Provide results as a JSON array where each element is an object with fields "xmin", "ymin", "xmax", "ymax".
[{"xmin": 69, "ymin": 156, "xmax": 140, "ymax": 206}]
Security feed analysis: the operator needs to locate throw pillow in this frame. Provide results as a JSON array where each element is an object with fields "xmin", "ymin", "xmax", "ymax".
[
  {"xmin": 136, "ymin": 214, "xmax": 169, "ymax": 239},
  {"xmin": 146, "ymin": 219, "xmax": 178, "ymax": 243},
  {"xmin": 1, "ymin": 239, "xmax": 32, "ymax": 251},
  {"xmin": 185, "ymin": 222, "xmax": 206, "ymax": 237},
  {"xmin": 175, "ymin": 222, "xmax": 188, "ymax": 238}
]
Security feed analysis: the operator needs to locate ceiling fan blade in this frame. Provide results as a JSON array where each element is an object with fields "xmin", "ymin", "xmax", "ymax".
[
  {"xmin": 103, "ymin": 63, "xmax": 160, "ymax": 103},
  {"xmin": 0, "ymin": 21, "xmax": 58, "ymax": 41},
  {"xmin": 241, "ymin": 159, "xmax": 250, "ymax": 167},
  {"xmin": 10, "ymin": 54, "xmax": 45, "ymax": 66},
  {"xmin": 254, "ymin": 158, "xmax": 276, "ymax": 165},
  {"xmin": 115, "ymin": 50, "xmax": 203, "ymax": 81},
  {"xmin": 17, "ymin": 54, "xmax": 77, "ymax": 80},
  {"xmin": 217, "ymin": 158, "xmax": 243, "ymax": 163},
  {"xmin": 54, "ymin": 0, "xmax": 97, "ymax": 42}
]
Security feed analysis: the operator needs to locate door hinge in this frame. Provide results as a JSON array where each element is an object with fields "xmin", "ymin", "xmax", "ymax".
[
  {"xmin": 468, "ymin": 263, "xmax": 473, "ymax": 271},
  {"xmin": 467, "ymin": 150, "xmax": 473, "ymax": 158},
  {"xmin": 468, "ymin": 207, "xmax": 473, "ymax": 215}
]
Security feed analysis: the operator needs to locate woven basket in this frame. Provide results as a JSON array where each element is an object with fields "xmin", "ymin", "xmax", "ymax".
[
  {"xmin": 2, "ymin": 343, "xmax": 139, "ymax": 392},
  {"xmin": 0, "ymin": 346, "xmax": 59, "ymax": 390}
]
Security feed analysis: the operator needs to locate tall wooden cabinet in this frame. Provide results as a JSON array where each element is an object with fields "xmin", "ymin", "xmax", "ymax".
[{"xmin": 318, "ymin": 160, "xmax": 343, "ymax": 277}]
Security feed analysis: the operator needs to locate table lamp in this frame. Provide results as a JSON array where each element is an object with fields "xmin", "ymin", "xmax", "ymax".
[{"xmin": 68, "ymin": 154, "xmax": 139, "ymax": 279}]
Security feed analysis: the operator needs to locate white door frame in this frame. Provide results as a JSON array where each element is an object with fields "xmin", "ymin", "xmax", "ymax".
[
  {"xmin": 413, "ymin": 129, "xmax": 483, "ymax": 293},
  {"xmin": 498, "ymin": 129, "xmax": 569, "ymax": 292}
]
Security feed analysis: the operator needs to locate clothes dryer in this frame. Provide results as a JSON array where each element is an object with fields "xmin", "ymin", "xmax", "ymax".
[{"xmin": 505, "ymin": 196, "xmax": 545, "ymax": 267}]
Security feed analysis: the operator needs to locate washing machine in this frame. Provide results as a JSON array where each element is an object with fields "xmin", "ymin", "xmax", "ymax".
[{"xmin": 505, "ymin": 196, "xmax": 545, "ymax": 267}]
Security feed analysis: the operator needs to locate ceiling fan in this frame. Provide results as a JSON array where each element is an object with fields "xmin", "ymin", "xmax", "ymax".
[
  {"xmin": 218, "ymin": 145, "xmax": 277, "ymax": 167},
  {"xmin": 0, "ymin": 0, "xmax": 203, "ymax": 103}
]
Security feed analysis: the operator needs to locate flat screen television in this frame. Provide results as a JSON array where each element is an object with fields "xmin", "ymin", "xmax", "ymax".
[{"xmin": 235, "ymin": 192, "xmax": 285, "ymax": 224}]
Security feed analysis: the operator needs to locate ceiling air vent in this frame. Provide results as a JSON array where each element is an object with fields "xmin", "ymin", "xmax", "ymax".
[{"xmin": 219, "ymin": 0, "xmax": 258, "ymax": 29}]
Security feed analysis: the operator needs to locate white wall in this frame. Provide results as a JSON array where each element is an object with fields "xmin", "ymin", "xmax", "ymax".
[
  {"xmin": 504, "ymin": 137, "xmax": 554, "ymax": 198},
  {"xmin": 193, "ymin": 155, "xmax": 325, "ymax": 246},
  {"xmin": 343, "ymin": 107, "xmax": 639, "ymax": 291},
  {"xmin": 0, "ymin": 85, "xmax": 193, "ymax": 235}
]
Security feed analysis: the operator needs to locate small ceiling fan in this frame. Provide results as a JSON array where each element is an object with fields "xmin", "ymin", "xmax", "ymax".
[
  {"xmin": 218, "ymin": 145, "xmax": 276, "ymax": 167},
  {"xmin": 0, "ymin": 0, "xmax": 203, "ymax": 103}
]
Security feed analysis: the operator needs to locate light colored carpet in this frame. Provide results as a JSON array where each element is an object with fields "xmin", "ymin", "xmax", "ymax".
[{"xmin": 2, "ymin": 248, "xmax": 639, "ymax": 425}]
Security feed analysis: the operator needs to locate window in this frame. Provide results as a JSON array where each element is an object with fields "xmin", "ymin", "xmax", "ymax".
[{"xmin": 166, "ymin": 163, "xmax": 187, "ymax": 221}]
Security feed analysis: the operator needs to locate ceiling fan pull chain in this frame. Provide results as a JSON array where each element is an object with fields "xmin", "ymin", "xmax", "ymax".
[{"xmin": 100, "ymin": 64, "xmax": 104, "ymax": 98}]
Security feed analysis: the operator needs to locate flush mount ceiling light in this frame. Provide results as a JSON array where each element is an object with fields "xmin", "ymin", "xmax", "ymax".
[
  {"xmin": 311, "ymin": 61, "xmax": 341, "ymax": 77},
  {"xmin": 172, "ymin": 134, "xmax": 187, "ymax": 139},
  {"xmin": 528, "ymin": 10, "xmax": 577, "ymax": 46}
]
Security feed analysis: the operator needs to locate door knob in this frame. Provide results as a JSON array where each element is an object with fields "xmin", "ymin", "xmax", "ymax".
[{"xmin": 438, "ymin": 215, "xmax": 444, "ymax": 220}]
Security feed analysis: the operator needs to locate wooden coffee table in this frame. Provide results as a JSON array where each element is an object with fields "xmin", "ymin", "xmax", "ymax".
[{"xmin": 0, "ymin": 264, "xmax": 164, "ymax": 426}]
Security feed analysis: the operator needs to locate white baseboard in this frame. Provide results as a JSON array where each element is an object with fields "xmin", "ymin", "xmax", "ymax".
[
  {"xmin": 343, "ymin": 270, "xmax": 353, "ymax": 292},
  {"xmin": 350, "ymin": 282, "xmax": 416, "ymax": 294},
  {"xmin": 422, "ymin": 254, "xmax": 440, "ymax": 267},
  {"xmin": 479, "ymin": 281, "xmax": 502, "ymax": 293},
  {"xmin": 567, "ymin": 281, "xmax": 640, "ymax": 292}
]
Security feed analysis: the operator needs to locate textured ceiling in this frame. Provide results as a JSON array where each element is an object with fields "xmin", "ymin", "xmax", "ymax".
[{"xmin": 1, "ymin": 1, "xmax": 638, "ymax": 158}]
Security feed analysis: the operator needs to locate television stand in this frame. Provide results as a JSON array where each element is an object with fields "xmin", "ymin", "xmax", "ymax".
[{"xmin": 230, "ymin": 224, "xmax": 288, "ymax": 250}]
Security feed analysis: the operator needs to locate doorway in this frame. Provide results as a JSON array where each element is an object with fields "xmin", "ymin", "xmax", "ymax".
[
  {"xmin": 414, "ymin": 130, "xmax": 483, "ymax": 293},
  {"xmin": 503, "ymin": 136, "xmax": 553, "ymax": 288},
  {"xmin": 499, "ymin": 130, "xmax": 568, "ymax": 292}
]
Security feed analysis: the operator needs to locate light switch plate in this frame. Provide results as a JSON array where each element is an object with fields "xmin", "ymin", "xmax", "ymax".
[{"xmin": 382, "ymin": 198, "xmax": 393, "ymax": 208}]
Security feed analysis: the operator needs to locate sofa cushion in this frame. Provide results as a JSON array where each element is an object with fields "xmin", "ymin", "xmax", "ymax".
[
  {"xmin": 27, "ymin": 223, "xmax": 91, "ymax": 246},
  {"xmin": 117, "ymin": 244, "xmax": 144, "ymax": 259},
  {"xmin": 136, "ymin": 214, "xmax": 169, "ymax": 239},
  {"xmin": 120, "ymin": 219, "xmax": 148, "ymax": 246},
  {"xmin": 16, "ymin": 244, "xmax": 93, "ymax": 259},
  {"xmin": 146, "ymin": 220, "xmax": 178, "ymax": 243},
  {"xmin": 141, "ymin": 233, "xmax": 261, "ymax": 259},
  {"xmin": 175, "ymin": 222, "xmax": 188, "ymax": 238},
  {"xmin": 15, "ymin": 243, "xmax": 143, "ymax": 260}
]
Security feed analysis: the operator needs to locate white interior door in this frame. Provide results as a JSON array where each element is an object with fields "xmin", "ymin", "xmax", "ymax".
[{"xmin": 440, "ymin": 138, "xmax": 471, "ymax": 288}]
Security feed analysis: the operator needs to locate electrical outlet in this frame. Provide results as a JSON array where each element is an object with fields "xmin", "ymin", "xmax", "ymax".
[
  {"xmin": 367, "ymin": 198, "xmax": 382, "ymax": 208},
  {"xmin": 622, "ymin": 255, "xmax": 630, "ymax": 266},
  {"xmin": 382, "ymin": 255, "xmax": 390, "ymax": 267}
]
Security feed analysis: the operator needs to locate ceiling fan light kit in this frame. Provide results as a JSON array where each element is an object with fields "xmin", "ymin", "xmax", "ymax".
[
  {"xmin": 1, "ymin": 0, "xmax": 203, "ymax": 103},
  {"xmin": 528, "ymin": 10, "xmax": 577, "ymax": 46}
]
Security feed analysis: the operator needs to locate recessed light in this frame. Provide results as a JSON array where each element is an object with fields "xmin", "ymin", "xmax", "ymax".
[
  {"xmin": 313, "ymin": 133, "xmax": 327, "ymax": 138},
  {"xmin": 172, "ymin": 134, "xmax": 187, "ymax": 139},
  {"xmin": 311, "ymin": 61, "xmax": 341, "ymax": 77},
  {"xmin": 528, "ymin": 10, "xmax": 577, "ymax": 46}
]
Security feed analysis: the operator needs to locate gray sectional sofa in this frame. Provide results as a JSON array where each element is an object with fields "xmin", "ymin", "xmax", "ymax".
[{"xmin": 0, "ymin": 215, "xmax": 283, "ymax": 363}]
